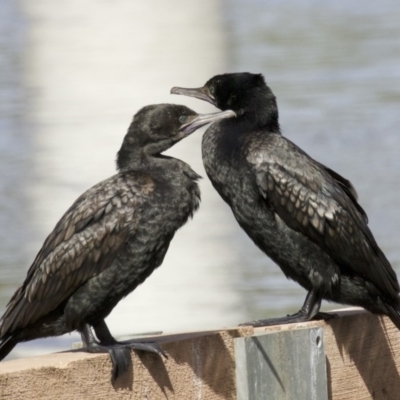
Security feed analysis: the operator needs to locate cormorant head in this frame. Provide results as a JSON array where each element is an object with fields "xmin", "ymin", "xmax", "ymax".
[
  {"xmin": 117, "ymin": 104, "xmax": 235, "ymax": 169},
  {"xmin": 171, "ymin": 72, "xmax": 279, "ymax": 131}
]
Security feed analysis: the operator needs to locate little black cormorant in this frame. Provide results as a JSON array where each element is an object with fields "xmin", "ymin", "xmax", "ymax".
[
  {"xmin": 171, "ymin": 73, "xmax": 400, "ymax": 328},
  {"xmin": 0, "ymin": 104, "xmax": 236, "ymax": 379}
]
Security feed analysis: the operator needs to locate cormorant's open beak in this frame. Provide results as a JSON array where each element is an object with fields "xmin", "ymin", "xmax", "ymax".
[
  {"xmin": 180, "ymin": 110, "xmax": 236, "ymax": 135},
  {"xmin": 171, "ymin": 86, "xmax": 216, "ymax": 107}
]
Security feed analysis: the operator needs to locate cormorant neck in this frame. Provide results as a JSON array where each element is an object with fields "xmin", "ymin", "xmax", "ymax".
[
  {"xmin": 224, "ymin": 105, "xmax": 280, "ymax": 134},
  {"xmin": 116, "ymin": 143, "xmax": 145, "ymax": 171},
  {"xmin": 116, "ymin": 129, "xmax": 175, "ymax": 171},
  {"xmin": 239, "ymin": 108, "xmax": 280, "ymax": 133},
  {"xmin": 233, "ymin": 87, "xmax": 280, "ymax": 133}
]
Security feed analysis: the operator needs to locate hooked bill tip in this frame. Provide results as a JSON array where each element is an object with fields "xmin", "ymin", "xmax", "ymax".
[
  {"xmin": 223, "ymin": 110, "xmax": 237, "ymax": 119},
  {"xmin": 170, "ymin": 87, "xmax": 180, "ymax": 95}
]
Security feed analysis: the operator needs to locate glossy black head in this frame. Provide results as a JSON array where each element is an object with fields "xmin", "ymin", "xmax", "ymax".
[
  {"xmin": 171, "ymin": 72, "xmax": 279, "ymax": 131},
  {"xmin": 117, "ymin": 104, "xmax": 236, "ymax": 170}
]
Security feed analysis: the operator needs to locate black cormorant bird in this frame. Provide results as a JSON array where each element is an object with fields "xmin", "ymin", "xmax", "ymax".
[
  {"xmin": 171, "ymin": 73, "xmax": 400, "ymax": 328},
  {"xmin": 0, "ymin": 103, "xmax": 236, "ymax": 379}
]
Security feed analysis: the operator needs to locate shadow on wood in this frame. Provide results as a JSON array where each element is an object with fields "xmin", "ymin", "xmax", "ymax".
[
  {"xmin": 166, "ymin": 330, "xmax": 239, "ymax": 398},
  {"xmin": 329, "ymin": 312, "xmax": 400, "ymax": 400},
  {"xmin": 1, "ymin": 310, "xmax": 399, "ymax": 399},
  {"xmin": 138, "ymin": 351, "xmax": 173, "ymax": 396}
]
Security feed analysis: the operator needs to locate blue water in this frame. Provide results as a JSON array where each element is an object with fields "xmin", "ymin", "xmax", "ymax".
[
  {"xmin": 223, "ymin": 0, "xmax": 400, "ymax": 317},
  {"xmin": 1, "ymin": 0, "xmax": 399, "ymax": 358}
]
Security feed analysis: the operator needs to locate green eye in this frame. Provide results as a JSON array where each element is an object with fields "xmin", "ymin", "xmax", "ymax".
[
  {"xmin": 179, "ymin": 115, "xmax": 188, "ymax": 123},
  {"xmin": 209, "ymin": 86, "xmax": 215, "ymax": 95}
]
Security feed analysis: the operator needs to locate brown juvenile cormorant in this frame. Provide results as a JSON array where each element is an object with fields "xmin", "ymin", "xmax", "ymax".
[
  {"xmin": 0, "ymin": 103, "xmax": 236, "ymax": 380},
  {"xmin": 171, "ymin": 73, "xmax": 400, "ymax": 328}
]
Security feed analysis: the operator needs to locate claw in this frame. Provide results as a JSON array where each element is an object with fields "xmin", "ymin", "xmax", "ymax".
[
  {"xmin": 81, "ymin": 323, "xmax": 166, "ymax": 382},
  {"xmin": 120, "ymin": 340, "xmax": 168, "ymax": 359}
]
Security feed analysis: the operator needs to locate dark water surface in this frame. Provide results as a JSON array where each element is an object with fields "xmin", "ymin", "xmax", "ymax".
[{"xmin": 0, "ymin": 0, "xmax": 399, "ymax": 358}]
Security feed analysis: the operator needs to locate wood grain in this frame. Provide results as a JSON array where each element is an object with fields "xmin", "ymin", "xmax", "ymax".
[{"xmin": 0, "ymin": 310, "xmax": 399, "ymax": 399}]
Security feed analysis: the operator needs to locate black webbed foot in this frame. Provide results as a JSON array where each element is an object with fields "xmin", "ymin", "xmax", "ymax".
[
  {"xmin": 81, "ymin": 322, "xmax": 166, "ymax": 382},
  {"xmin": 94, "ymin": 320, "xmax": 166, "ymax": 358},
  {"xmin": 240, "ymin": 290, "xmax": 326, "ymax": 328},
  {"xmin": 239, "ymin": 311, "xmax": 311, "ymax": 327},
  {"xmin": 81, "ymin": 324, "xmax": 132, "ymax": 381},
  {"xmin": 118, "ymin": 338, "xmax": 167, "ymax": 358},
  {"xmin": 312, "ymin": 311, "xmax": 338, "ymax": 321}
]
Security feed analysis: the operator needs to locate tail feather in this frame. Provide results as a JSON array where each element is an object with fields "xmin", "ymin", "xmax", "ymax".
[{"xmin": 0, "ymin": 334, "xmax": 18, "ymax": 361}]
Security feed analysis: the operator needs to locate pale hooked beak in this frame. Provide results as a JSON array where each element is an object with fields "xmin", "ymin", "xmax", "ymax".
[
  {"xmin": 171, "ymin": 86, "xmax": 217, "ymax": 107},
  {"xmin": 179, "ymin": 109, "xmax": 236, "ymax": 135}
]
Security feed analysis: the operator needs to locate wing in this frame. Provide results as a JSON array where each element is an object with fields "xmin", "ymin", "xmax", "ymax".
[
  {"xmin": 0, "ymin": 172, "xmax": 154, "ymax": 336},
  {"xmin": 249, "ymin": 134, "xmax": 398, "ymax": 300},
  {"xmin": 319, "ymin": 164, "xmax": 368, "ymax": 223}
]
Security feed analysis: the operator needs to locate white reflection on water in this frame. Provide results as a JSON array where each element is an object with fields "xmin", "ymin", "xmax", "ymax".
[
  {"xmin": 1, "ymin": 0, "xmax": 246, "ymax": 358},
  {"xmin": 1, "ymin": 0, "xmax": 400, "ymax": 359}
]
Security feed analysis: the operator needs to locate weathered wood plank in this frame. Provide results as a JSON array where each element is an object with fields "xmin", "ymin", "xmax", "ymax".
[
  {"xmin": 0, "ymin": 328, "xmax": 253, "ymax": 400},
  {"xmin": 0, "ymin": 309, "xmax": 399, "ymax": 399}
]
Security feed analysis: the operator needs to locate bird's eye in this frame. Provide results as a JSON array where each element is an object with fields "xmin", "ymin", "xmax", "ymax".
[
  {"xmin": 209, "ymin": 86, "xmax": 216, "ymax": 96},
  {"xmin": 179, "ymin": 115, "xmax": 188, "ymax": 124}
]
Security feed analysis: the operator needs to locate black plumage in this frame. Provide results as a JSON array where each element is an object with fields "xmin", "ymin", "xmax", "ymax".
[
  {"xmin": 0, "ymin": 103, "xmax": 236, "ymax": 379},
  {"xmin": 171, "ymin": 73, "xmax": 400, "ymax": 328}
]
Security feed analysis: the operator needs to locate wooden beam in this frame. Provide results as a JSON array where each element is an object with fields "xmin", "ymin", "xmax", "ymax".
[
  {"xmin": 0, "ymin": 309, "xmax": 399, "ymax": 399},
  {"xmin": 0, "ymin": 328, "xmax": 253, "ymax": 400}
]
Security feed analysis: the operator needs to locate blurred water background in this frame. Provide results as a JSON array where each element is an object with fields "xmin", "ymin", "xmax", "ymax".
[{"xmin": 0, "ymin": 0, "xmax": 399, "ymax": 358}]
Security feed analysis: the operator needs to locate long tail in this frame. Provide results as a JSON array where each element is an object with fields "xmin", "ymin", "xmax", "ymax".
[
  {"xmin": 386, "ymin": 304, "xmax": 400, "ymax": 330},
  {"xmin": 0, "ymin": 334, "xmax": 18, "ymax": 361}
]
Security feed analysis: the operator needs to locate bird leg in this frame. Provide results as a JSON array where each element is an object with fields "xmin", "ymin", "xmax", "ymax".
[
  {"xmin": 81, "ymin": 323, "xmax": 131, "ymax": 381},
  {"xmin": 81, "ymin": 321, "xmax": 166, "ymax": 382},
  {"xmin": 93, "ymin": 320, "xmax": 167, "ymax": 357},
  {"xmin": 240, "ymin": 290, "xmax": 335, "ymax": 327}
]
